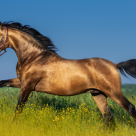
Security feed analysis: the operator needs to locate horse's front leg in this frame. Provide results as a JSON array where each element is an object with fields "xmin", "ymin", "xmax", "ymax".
[
  {"xmin": 14, "ymin": 88, "xmax": 32, "ymax": 120},
  {"xmin": 0, "ymin": 78, "xmax": 21, "ymax": 88},
  {"xmin": 14, "ymin": 79, "xmax": 35, "ymax": 120}
]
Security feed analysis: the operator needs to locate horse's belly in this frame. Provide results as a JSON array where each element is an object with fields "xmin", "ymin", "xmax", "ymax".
[{"xmin": 35, "ymin": 74, "xmax": 91, "ymax": 96}]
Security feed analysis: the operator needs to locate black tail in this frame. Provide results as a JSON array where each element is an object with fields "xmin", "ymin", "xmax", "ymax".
[{"xmin": 117, "ymin": 59, "xmax": 136, "ymax": 78}]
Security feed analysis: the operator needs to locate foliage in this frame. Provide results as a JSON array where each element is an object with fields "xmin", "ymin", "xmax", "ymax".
[
  {"xmin": 0, "ymin": 85, "xmax": 136, "ymax": 136},
  {"xmin": 122, "ymin": 84, "xmax": 136, "ymax": 94}
]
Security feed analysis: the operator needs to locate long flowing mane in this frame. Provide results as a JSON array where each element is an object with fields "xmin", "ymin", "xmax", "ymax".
[{"xmin": 2, "ymin": 22, "xmax": 57, "ymax": 53}]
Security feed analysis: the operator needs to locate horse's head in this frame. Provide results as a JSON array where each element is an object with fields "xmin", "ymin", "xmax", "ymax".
[{"xmin": 0, "ymin": 22, "xmax": 9, "ymax": 56}]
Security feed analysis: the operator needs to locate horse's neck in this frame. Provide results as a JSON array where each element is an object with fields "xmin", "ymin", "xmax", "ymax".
[{"xmin": 9, "ymin": 29, "xmax": 46, "ymax": 63}]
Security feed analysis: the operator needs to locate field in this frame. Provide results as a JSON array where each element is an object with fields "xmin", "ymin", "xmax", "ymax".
[{"xmin": 0, "ymin": 85, "xmax": 136, "ymax": 136}]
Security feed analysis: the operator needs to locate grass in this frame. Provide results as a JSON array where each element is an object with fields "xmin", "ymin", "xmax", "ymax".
[{"xmin": 0, "ymin": 87, "xmax": 136, "ymax": 136}]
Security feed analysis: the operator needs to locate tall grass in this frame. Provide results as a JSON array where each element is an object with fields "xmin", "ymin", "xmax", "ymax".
[{"xmin": 0, "ymin": 87, "xmax": 136, "ymax": 136}]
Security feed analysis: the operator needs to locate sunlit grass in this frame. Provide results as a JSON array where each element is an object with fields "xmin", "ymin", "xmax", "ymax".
[{"xmin": 0, "ymin": 87, "xmax": 136, "ymax": 136}]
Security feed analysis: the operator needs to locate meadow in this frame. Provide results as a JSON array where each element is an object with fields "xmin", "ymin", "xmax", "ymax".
[{"xmin": 0, "ymin": 85, "xmax": 136, "ymax": 136}]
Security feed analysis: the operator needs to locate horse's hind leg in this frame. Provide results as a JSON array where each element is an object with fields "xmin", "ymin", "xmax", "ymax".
[
  {"xmin": 91, "ymin": 91, "xmax": 113, "ymax": 125},
  {"xmin": 110, "ymin": 93, "xmax": 136, "ymax": 122}
]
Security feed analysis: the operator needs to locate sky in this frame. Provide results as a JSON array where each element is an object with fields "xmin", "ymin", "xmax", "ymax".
[{"xmin": 0, "ymin": 0, "xmax": 136, "ymax": 84}]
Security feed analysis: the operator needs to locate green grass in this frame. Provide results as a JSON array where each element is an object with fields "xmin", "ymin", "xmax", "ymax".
[{"xmin": 0, "ymin": 87, "xmax": 136, "ymax": 136}]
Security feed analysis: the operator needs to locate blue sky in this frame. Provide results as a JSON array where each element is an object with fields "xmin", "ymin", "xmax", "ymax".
[{"xmin": 0, "ymin": 0, "xmax": 136, "ymax": 84}]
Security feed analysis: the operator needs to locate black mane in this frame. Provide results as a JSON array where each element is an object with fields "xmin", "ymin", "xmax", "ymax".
[{"xmin": 2, "ymin": 22, "xmax": 57, "ymax": 53}]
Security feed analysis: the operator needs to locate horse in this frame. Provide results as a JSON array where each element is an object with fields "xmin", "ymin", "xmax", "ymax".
[{"xmin": 0, "ymin": 22, "xmax": 136, "ymax": 125}]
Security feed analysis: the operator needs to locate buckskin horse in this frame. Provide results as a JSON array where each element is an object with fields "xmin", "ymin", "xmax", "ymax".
[{"xmin": 0, "ymin": 22, "xmax": 136, "ymax": 125}]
